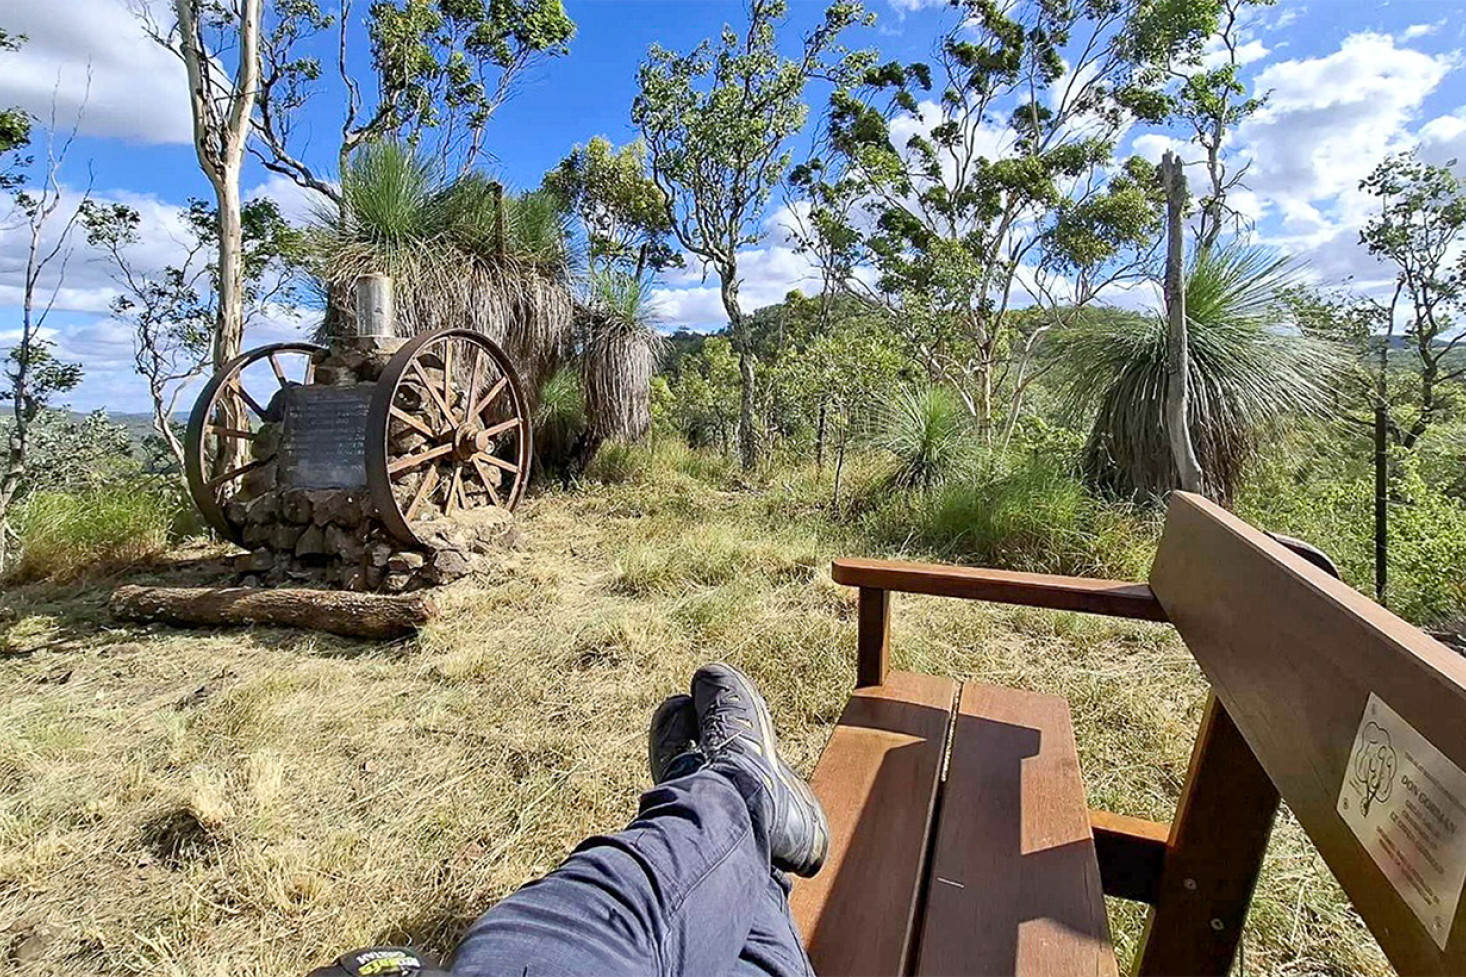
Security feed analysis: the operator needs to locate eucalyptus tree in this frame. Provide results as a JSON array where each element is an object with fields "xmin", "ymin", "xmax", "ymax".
[
  {"xmin": 794, "ymin": 0, "xmax": 1186, "ymax": 439},
  {"xmin": 1360, "ymin": 152, "xmax": 1466, "ymax": 451},
  {"xmin": 254, "ymin": 0, "xmax": 576, "ymax": 210},
  {"xmin": 632, "ymin": 0, "xmax": 873, "ymax": 470},
  {"xmin": 543, "ymin": 137, "xmax": 679, "ymax": 276},
  {"xmin": 1125, "ymin": 0, "xmax": 1274, "ymax": 250},
  {"xmin": 82, "ymin": 198, "xmax": 304, "ymax": 474},
  {"xmin": 134, "ymin": 0, "xmax": 262, "ymax": 369}
]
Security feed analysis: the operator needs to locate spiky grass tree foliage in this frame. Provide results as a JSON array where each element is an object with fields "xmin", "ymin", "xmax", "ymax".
[
  {"xmin": 580, "ymin": 270, "xmax": 664, "ymax": 444},
  {"xmin": 879, "ymin": 384, "xmax": 972, "ymax": 491},
  {"xmin": 1049, "ymin": 245, "xmax": 1340, "ymax": 503},
  {"xmin": 310, "ymin": 142, "xmax": 575, "ymax": 396},
  {"xmin": 534, "ymin": 366, "xmax": 587, "ymax": 477}
]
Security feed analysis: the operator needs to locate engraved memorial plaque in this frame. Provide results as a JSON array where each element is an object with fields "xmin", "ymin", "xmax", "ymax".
[{"xmin": 277, "ymin": 385, "xmax": 374, "ymax": 490}]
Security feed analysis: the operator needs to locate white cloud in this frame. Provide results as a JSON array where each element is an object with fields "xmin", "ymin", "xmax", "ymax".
[
  {"xmin": 885, "ymin": 0, "xmax": 946, "ymax": 11},
  {"xmin": 0, "ymin": 0, "xmax": 193, "ymax": 145},
  {"xmin": 1420, "ymin": 109, "xmax": 1466, "ymax": 171},
  {"xmin": 1230, "ymin": 33, "xmax": 1457, "ymax": 282},
  {"xmin": 651, "ymin": 244, "xmax": 826, "ymax": 331},
  {"xmin": 1403, "ymin": 22, "xmax": 1444, "ymax": 40},
  {"xmin": 247, "ymin": 173, "xmax": 335, "ymax": 226},
  {"xmin": 1200, "ymin": 38, "xmax": 1270, "ymax": 70}
]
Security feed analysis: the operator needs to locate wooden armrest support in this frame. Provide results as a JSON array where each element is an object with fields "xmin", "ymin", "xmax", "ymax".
[
  {"xmin": 832, "ymin": 558, "xmax": 1168, "ymax": 622},
  {"xmin": 1090, "ymin": 809, "xmax": 1170, "ymax": 905}
]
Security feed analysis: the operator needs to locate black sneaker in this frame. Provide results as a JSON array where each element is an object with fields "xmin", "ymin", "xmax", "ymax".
[
  {"xmin": 648, "ymin": 694, "xmax": 704, "ymax": 784},
  {"xmin": 691, "ymin": 662, "xmax": 829, "ymax": 877}
]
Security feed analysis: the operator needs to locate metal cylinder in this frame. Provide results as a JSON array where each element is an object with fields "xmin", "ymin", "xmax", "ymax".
[{"xmin": 354, "ymin": 273, "xmax": 394, "ymax": 338}]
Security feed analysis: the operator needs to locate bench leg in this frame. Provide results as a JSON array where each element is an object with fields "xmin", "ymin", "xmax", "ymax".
[
  {"xmin": 856, "ymin": 587, "xmax": 890, "ymax": 687},
  {"xmin": 1135, "ymin": 693, "xmax": 1279, "ymax": 976}
]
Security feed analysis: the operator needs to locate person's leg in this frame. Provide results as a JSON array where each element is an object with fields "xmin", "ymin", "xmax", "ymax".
[
  {"xmin": 729, "ymin": 872, "xmax": 814, "ymax": 977},
  {"xmin": 451, "ymin": 764, "xmax": 769, "ymax": 977}
]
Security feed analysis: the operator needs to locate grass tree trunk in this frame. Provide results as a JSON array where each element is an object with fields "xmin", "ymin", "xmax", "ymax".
[{"xmin": 1162, "ymin": 151, "xmax": 1204, "ymax": 496}]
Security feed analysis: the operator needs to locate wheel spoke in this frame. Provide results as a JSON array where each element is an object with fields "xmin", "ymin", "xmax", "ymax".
[
  {"xmin": 388, "ymin": 441, "xmax": 454, "ymax": 475},
  {"xmin": 471, "ymin": 377, "xmax": 508, "ymax": 421},
  {"xmin": 466, "ymin": 347, "xmax": 484, "ymax": 420},
  {"xmin": 409, "ymin": 360, "xmax": 457, "ymax": 431},
  {"xmin": 207, "ymin": 456, "xmax": 269, "ymax": 490},
  {"xmin": 390, "ymin": 406, "xmax": 438, "ymax": 439},
  {"xmin": 442, "ymin": 341, "xmax": 457, "ymax": 426},
  {"xmin": 268, "ymin": 353, "xmax": 289, "ymax": 388},
  {"xmin": 472, "ymin": 456, "xmax": 503, "ymax": 507},
  {"xmin": 229, "ymin": 380, "xmax": 267, "ymax": 419},
  {"xmin": 207, "ymin": 425, "xmax": 256, "ymax": 441},
  {"xmin": 480, "ymin": 417, "xmax": 521, "ymax": 439},
  {"xmin": 473, "ymin": 450, "xmax": 520, "ymax": 475},
  {"xmin": 405, "ymin": 465, "xmax": 441, "ymax": 521},
  {"xmin": 446, "ymin": 463, "xmax": 464, "ymax": 514},
  {"xmin": 303, "ymin": 356, "xmax": 317, "ymax": 385}
]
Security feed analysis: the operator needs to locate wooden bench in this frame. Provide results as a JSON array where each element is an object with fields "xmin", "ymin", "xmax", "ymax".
[{"xmin": 791, "ymin": 492, "xmax": 1466, "ymax": 975}]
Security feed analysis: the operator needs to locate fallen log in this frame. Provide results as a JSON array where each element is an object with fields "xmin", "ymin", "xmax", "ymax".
[{"xmin": 110, "ymin": 585, "xmax": 437, "ymax": 640}]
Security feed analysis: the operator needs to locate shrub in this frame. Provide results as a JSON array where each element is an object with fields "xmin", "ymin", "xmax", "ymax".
[
  {"xmin": 10, "ymin": 482, "xmax": 180, "ymax": 583},
  {"xmin": 864, "ymin": 454, "xmax": 1157, "ymax": 579},
  {"xmin": 877, "ymin": 384, "xmax": 972, "ymax": 490}
]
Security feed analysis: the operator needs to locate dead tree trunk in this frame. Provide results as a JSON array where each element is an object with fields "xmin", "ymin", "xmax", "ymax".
[
  {"xmin": 110, "ymin": 585, "xmax": 437, "ymax": 639},
  {"xmin": 1161, "ymin": 151, "xmax": 1204, "ymax": 496}
]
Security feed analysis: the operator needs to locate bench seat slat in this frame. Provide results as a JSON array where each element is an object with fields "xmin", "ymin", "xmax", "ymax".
[
  {"xmin": 791, "ymin": 671, "xmax": 957, "ymax": 977},
  {"xmin": 915, "ymin": 683, "xmax": 1117, "ymax": 977}
]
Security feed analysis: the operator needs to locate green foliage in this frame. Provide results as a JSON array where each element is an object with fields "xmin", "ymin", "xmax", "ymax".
[
  {"xmin": 797, "ymin": 0, "xmax": 1173, "ymax": 427},
  {"xmin": 877, "ymin": 384, "xmax": 970, "ymax": 490},
  {"xmin": 661, "ymin": 336, "xmax": 742, "ymax": 452},
  {"xmin": 1237, "ymin": 425, "xmax": 1466, "ymax": 627},
  {"xmin": 18, "ymin": 411, "xmax": 137, "ymax": 495},
  {"xmin": 533, "ymin": 366, "xmax": 587, "ymax": 476},
  {"xmin": 633, "ymin": 0, "xmax": 873, "ymax": 468},
  {"xmin": 0, "ymin": 29, "xmax": 31, "ymax": 191},
  {"xmin": 1050, "ymin": 245, "xmax": 1341, "ymax": 502},
  {"xmin": 863, "ymin": 452, "xmax": 1158, "ymax": 580},
  {"xmin": 542, "ymin": 137, "xmax": 678, "ymax": 274},
  {"xmin": 9, "ymin": 481, "xmax": 181, "ymax": 583},
  {"xmin": 1359, "ymin": 151, "xmax": 1466, "ymax": 447},
  {"xmin": 259, "ymin": 0, "xmax": 575, "ymax": 179}
]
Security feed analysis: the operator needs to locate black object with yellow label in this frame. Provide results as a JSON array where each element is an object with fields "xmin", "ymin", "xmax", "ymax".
[{"xmin": 305, "ymin": 946, "xmax": 452, "ymax": 977}]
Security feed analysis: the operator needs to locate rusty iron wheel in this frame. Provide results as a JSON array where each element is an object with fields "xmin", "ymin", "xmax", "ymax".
[
  {"xmin": 183, "ymin": 342, "xmax": 326, "ymax": 544},
  {"xmin": 365, "ymin": 329, "xmax": 532, "ymax": 546}
]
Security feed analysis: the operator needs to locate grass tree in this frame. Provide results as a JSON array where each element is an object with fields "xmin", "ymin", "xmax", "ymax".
[
  {"xmin": 1049, "ymin": 244, "xmax": 1340, "ymax": 503},
  {"xmin": 632, "ymin": 0, "xmax": 872, "ymax": 471},
  {"xmin": 309, "ymin": 141, "xmax": 575, "ymax": 395},
  {"xmin": 580, "ymin": 270, "xmax": 664, "ymax": 446}
]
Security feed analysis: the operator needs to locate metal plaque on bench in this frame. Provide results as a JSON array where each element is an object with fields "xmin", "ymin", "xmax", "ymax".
[{"xmin": 277, "ymin": 384, "xmax": 374, "ymax": 490}]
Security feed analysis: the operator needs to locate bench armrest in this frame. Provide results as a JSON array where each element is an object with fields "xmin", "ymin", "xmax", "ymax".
[{"xmin": 832, "ymin": 557, "xmax": 1167, "ymax": 687}]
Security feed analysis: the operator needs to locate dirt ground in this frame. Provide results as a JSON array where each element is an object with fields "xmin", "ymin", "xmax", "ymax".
[{"xmin": 0, "ymin": 469, "xmax": 1388, "ymax": 975}]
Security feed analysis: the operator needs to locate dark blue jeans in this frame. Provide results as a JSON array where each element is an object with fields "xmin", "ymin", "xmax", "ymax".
[{"xmin": 451, "ymin": 761, "xmax": 812, "ymax": 977}]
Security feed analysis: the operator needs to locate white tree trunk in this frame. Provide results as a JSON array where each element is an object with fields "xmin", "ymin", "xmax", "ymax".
[{"xmin": 174, "ymin": 0, "xmax": 260, "ymax": 370}]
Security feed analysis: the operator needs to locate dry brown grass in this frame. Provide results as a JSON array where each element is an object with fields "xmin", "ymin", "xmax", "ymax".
[{"xmin": 0, "ymin": 455, "xmax": 1388, "ymax": 975}]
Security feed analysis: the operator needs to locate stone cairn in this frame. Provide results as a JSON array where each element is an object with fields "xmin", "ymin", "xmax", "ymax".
[{"xmin": 225, "ymin": 276, "xmax": 516, "ymax": 592}]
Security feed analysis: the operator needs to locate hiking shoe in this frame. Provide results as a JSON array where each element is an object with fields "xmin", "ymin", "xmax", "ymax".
[
  {"xmin": 648, "ymin": 694, "xmax": 704, "ymax": 784},
  {"xmin": 691, "ymin": 662, "xmax": 829, "ymax": 877}
]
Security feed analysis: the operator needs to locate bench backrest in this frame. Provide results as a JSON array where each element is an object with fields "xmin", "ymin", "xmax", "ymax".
[{"xmin": 1151, "ymin": 492, "xmax": 1466, "ymax": 974}]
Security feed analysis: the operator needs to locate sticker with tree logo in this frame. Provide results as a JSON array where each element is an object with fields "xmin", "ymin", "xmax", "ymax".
[{"xmin": 1339, "ymin": 693, "xmax": 1466, "ymax": 950}]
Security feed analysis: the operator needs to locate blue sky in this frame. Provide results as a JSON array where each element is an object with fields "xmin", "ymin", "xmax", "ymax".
[{"xmin": 3, "ymin": 0, "xmax": 1466, "ymax": 413}]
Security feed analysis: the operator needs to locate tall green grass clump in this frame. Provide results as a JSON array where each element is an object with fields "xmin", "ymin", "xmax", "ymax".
[
  {"xmin": 10, "ymin": 483, "xmax": 178, "ymax": 583},
  {"xmin": 866, "ymin": 454, "xmax": 1158, "ymax": 579},
  {"xmin": 878, "ymin": 384, "xmax": 971, "ymax": 490}
]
